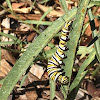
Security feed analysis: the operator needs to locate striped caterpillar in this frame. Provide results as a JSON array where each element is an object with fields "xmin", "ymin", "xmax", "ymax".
[{"xmin": 47, "ymin": 21, "xmax": 72, "ymax": 84}]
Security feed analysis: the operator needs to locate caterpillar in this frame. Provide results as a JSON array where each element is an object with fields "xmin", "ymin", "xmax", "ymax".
[{"xmin": 47, "ymin": 21, "xmax": 72, "ymax": 84}]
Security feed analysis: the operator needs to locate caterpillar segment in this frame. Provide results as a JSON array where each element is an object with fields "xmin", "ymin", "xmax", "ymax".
[
  {"xmin": 48, "ymin": 58, "xmax": 59, "ymax": 66},
  {"xmin": 58, "ymin": 42, "xmax": 68, "ymax": 51},
  {"xmin": 52, "ymin": 53, "xmax": 63, "ymax": 64},
  {"xmin": 58, "ymin": 75, "xmax": 69, "ymax": 84},
  {"xmin": 60, "ymin": 35, "xmax": 69, "ymax": 41},
  {"xmin": 48, "ymin": 67, "xmax": 62, "ymax": 77},
  {"xmin": 47, "ymin": 21, "xmax": 72, "ymax": 84},
  {"xmin": 56, "ymin": 50, "xmax": 65, "ymax": 59}
]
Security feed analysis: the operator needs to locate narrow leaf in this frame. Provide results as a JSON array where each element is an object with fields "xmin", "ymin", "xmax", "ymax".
[
  {"xmin": 62, "ymin": 0, "xmax": 90, "ymax": 98},
  {"xmin": 88, "ymin": 9, "xmax": 100, "ymax": 62},
  {"xmin": 69, "ymin": 49, "xmax": 96, "ymax": 92},
  {"xmin": 6, "ymin": 0, "xmax": 12, "ymax": 10},
  {"xmin": 50, "ymin": 79, "xmax": 55, "ymax": 100},
  {"xmin": 59, "ymin": 0, "xmax": 68, "ymax": 14}
]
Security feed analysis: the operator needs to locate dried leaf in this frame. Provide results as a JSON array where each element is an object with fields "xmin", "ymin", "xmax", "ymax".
[
  {"xmin": 1, "ymin": 49, "xmax": 16, "ymax": 65},
  {"xmin": 30, "ymin": 64, "xmax": 45, "ymax": 79},
  {"xmin": 36, "ymin": 4, "xmax": 64, "ymax": 17},
  {"xmin": 0, "ymin": 59, "xmax": 12, "ymax": 78}
]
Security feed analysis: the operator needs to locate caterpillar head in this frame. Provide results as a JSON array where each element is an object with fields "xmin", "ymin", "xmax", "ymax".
[
  {"xmin": 61, "ymin": 76, "xmax": 69, "ymax": 84},
  {"xmin": 58, "ymin": 75, "xmax": 69, "ymax": 84}
]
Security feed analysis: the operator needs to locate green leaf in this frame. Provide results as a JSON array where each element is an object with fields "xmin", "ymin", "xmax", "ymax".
[
  {"xmin": 37, "ymin": 7, "xmax": 53, "ymax": 28},
  {"xmin": 61, "ymin": 0, "xmax": 90, "ymax": 98},
  {"xmin": 69, "ymin": 71, "xmax": 88, "ymax": 100},
  {"xmin": 88, "ymin": 1, "xmax": 100, "ymax": 8},
  {"xmin": 0, "ymin": 32, "xmax": 22, "ymax": 44},
  {"xmin": 69, "ymin": 49, "xmax": 96, "ymax": 92},
  {"xmin": 77, "ymin": 46, "xmax": 94, "ymax": 59},
  {"xmin": 50, "ymin": 79, "xmax": 55, "ymax": 100},
  {"xmin": 64, "ymin": 0, "xmax": 90, "ymax": 77},
  {"xmin": 82, "ymin": 22, "xmax": 90, "ymax": 35},
  {"xmin": 24, "ymin": 20, "xmax": 52, "ymax": 25},
  {"xmin": 0, "ymin": 79, "xmax": 5, "ymax": 85},
  {"xmin": 0, "ymin": 41, "xmax": 19, "ymax": 45},
  {"xmin": 91, "ymin": 0, "xmax": 100, "ymax": 2},
  {"xmin": 59, "ymin": 0, "xmax": 68, "ymax": 14},
  {"xmin": 88, "ymin": 9, "xmax": 100, "ymax": 62},
  {"xmin": 6, "ymin": 0, "xmax": 12, "ymax": 10}
]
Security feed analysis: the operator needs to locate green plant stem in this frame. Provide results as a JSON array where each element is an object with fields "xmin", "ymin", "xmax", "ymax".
[
  {"xmin": 88, "ymin": 9, "xmax": 100, "ymax": 62},
  {"xmin": 50, "ymin": 79, "xmax": 55, "ymax": 100}
]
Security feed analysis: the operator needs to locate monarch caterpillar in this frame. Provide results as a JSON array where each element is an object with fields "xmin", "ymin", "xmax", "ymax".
[{"xmin": 47, "ymin": 21, "xmax": 72, "ymax": 84}]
